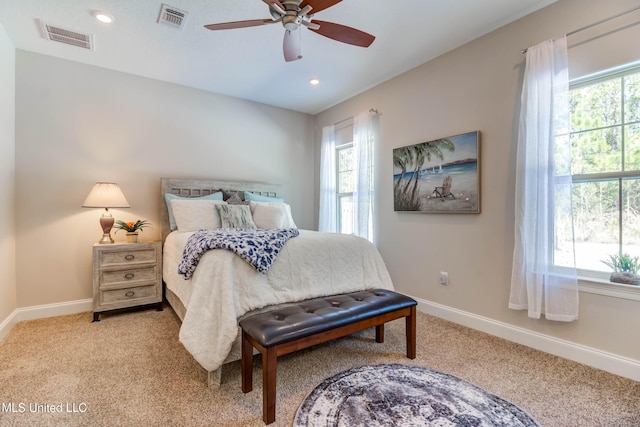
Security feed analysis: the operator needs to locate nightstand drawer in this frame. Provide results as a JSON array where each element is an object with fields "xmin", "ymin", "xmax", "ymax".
[
  {"xmin": 100, "ymin": 266, "xmax": 157, "ymax": 286},
  {"xmin": 99, "ymin": 284, "xmax": 158, "ymax": 306},
  {"xmin": 99, "ymin": 248, "xmax": 157, "ymax": 266}
]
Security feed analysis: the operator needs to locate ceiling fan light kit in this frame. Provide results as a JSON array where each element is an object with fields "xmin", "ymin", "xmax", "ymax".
[{"xmin": 204, "ymin": 0, "xmax": 375, "ymax": 62}]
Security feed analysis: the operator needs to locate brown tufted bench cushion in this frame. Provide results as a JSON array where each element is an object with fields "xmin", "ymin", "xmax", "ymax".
[{"xmin": 239, "ymin": 289, "xmax": 417, "ymax": 424}]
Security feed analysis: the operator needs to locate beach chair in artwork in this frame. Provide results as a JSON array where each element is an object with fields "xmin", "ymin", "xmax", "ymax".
[{"xmin": 433, "ymin": 175, "xmax": 455, "ymax": 200}]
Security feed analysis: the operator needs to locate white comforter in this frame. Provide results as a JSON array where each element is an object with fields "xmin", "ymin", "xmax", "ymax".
[{"xmin": 163, "ymin": 229, "xmax": 394, "ymax": 372}]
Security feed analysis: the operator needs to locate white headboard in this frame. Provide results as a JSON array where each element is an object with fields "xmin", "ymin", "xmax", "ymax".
[{"xmin": 160, "ymin": 178, "xmax": 282, "ymax": 241}]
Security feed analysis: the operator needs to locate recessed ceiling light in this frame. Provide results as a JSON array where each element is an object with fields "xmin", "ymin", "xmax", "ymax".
[
  {"xmin": 309, "ymin": 78, "xmax": 320, "ymax": 85},
  {"xmin": 93, "ymin": 11, "xmax": 114, "ymax": 24}
]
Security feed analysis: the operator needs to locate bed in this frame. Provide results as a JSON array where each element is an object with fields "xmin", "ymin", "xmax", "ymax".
[{"xmin": 160, "ymin": 177, "xmax": 394, "ymax": 387}]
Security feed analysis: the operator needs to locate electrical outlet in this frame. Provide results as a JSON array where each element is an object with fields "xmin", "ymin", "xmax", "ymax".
[{"xmin": 439, "ymin": 271, "xmax": 448, "ymax": 285}]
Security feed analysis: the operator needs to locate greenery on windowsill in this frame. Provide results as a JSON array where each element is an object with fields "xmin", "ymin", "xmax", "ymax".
[{"xmin": 601, "ymin": 253, "xmax": 640, "ymax": 274}]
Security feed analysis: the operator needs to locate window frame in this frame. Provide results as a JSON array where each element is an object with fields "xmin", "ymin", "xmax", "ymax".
[{"xmin": 563, "ymin": 64, "xmax": 640, "ymax": 300}]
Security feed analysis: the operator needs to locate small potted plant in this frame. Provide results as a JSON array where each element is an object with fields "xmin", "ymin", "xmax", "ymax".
[
  {"xmin": 114, "ymin": 219, "xmax": 150, "ymax": 243},
  {"xmin": 601, "ymin": 253, "xmax": 640, "ymax": 285}
]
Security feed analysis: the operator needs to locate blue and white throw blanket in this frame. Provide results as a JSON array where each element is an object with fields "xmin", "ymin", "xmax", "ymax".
[{"xmin": 178, "ymin": 228, "xmax": 300, "ymax": 278}]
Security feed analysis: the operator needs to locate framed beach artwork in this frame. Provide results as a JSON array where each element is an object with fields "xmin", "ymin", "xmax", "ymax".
[{"xmin": 393, "ymin": 131, "xmax": 480, "ymax": 213}]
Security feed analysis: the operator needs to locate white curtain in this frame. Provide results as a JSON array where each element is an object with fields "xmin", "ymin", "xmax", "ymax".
[
  {"xmin": 509, "ymin": 36, "xmax": 579, "ymax": 322},
  {"xmin": 318, "ymin": 125, "xmax": 337, "ymax": 232},
  {"xmin": 353, "ymin": 110, "xmax": 378, "ymax": 242}
]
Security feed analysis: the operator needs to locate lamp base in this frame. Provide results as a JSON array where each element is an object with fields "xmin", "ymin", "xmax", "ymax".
[
  {"xmin": 98, "ymin": 233, "xmax": 114, "ymax": 244},
  {"xmin": 98, "ymin": 209, "xmax": 115, "ymax": 244}
]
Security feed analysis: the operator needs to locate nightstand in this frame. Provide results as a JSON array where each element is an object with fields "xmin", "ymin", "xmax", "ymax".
[{"xmin": 92, "ymin": 241, "xmax": 163, "ymax": 321}]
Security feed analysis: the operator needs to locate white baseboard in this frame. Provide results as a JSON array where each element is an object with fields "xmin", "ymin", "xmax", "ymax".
[
  {"xmin": 15, "ymin": 298, "xmax": 93, "ymax": 322},
  {"xmin": 0, "ymin": 309, "xmax": 18, "ymax": 343},
  {"xmin": 0, "ymin": 299, "xmax": 92, "ymax": 343},
  {"xmin": 413, "ymin": 295, "xmax": 640, "ymax": 382},
  {"xmin": 2, "ymin": 295, "xmax": 638, "ymax": 382}
]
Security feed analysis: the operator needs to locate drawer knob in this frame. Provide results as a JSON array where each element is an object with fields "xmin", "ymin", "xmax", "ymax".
[
  {"xmin": 124, "ymin": 273, "xmax": 135, "ymax": 280},
  {"xmin": 125, "ymin": 291, "xmax": 135, "ymax": 297},
  {"xmin": 125, "ymin": 254, "xmax": 135, "ymax": 261}
]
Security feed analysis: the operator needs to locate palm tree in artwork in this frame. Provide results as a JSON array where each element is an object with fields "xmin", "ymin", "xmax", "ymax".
[{"xmin": 394, "ymin": 138, "xmax": 454, "ymax": 210}]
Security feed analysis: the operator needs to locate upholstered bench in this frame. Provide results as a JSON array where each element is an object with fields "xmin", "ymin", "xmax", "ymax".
[{"xmin": 239, "ymin": 288, "xmax": 417, "ymax": 424}]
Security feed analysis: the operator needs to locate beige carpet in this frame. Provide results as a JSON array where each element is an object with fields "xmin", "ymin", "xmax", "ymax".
[{"xmin": 0, "ymin": 305, "xmax": 638, "ymax": 427}]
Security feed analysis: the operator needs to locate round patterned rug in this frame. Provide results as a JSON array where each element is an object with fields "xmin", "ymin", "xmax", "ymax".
[{"xmin": 293, "ymin": 363, "xmax": 540, "ymax": 427}]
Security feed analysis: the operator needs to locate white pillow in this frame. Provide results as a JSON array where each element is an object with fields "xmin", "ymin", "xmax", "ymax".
[
  {"xmin": 170, "ymin": 199, "xmax": 226, "ymax": 231},
  {"xmin": 250, "ymin": 201, "xmax": 297, "ymax": 229},
  {"xmin": 165, "ymin": 191, "xmax": 223, "ymax": 231}
]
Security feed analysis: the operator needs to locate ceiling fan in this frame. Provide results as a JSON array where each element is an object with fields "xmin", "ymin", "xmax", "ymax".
[{"xmin": 204, "ymin": 0, "xmax": 375, "ymax": 62}]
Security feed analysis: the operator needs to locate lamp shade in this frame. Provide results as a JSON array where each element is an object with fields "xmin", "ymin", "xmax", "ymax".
[{"xmin": 82, "ymin": 182, "xmax": 130, "ymax": 208}]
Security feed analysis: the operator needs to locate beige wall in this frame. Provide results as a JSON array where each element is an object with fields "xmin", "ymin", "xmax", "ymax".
[
  {"xmin": 0, "ymin": 21, "xmax": 16, "ymax": 327},
  {"xmin": 14, "ymin": 51, "xmax": 315, "ymax": 307},
  {"xmin": 314, "ymin": 0, "xmax": 640, "ymax": 361}
]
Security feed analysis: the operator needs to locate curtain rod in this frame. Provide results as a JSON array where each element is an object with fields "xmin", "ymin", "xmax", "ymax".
[
  {"xmin": 333, "ymin": 116, "xmax": 353, "ymax": 126},
  {"xmin": 333, "ymin": 108, "xmax": 381, "ymax": 126},
  {"xmin": 521, "ymin": 5, "xmax": 640, "ymax": 54}
]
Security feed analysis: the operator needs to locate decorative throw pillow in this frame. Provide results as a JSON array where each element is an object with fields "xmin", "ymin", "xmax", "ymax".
[
  {"xmin": 170, "ymin": 199, "xmax": 226, "ymax": 231},
  {"xmin": 226, "ymin": 192, "xmax": 247, "ymax": 205},
  {"xmin": 244, "ymin": 191, "xmax": 284, "ymax": 203},
  {"xmin": 216, "ymin": 204, "xmax": 257, "ymax": 229},
  {"xmin": 218, "ymin": 189, "xmax": 240, "ymax": 201},
  {"xmin": 165, "ymin": 192, "xmax": 223, "ymax": 230},
  {"xmin": 250, "ymin": 201, "xmax": 297, "ymax": 229}
]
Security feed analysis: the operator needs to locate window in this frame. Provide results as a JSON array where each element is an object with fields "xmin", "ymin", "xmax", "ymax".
[
  {"xmin": 335, "ymin": 122, "xmax": 355, "ymax": 234},
  {"xmin": 555, "ymin": 66, "xmax": 640, "ymax": 280},
  {"xmin": 320, "ymin": 111, "xmax": 377, "ymax": 242},
  {"xmin": 334, "ymin": 120, "xmax": 374, "ymax": 237},
  {"xmin": 337, "ymin": 143, "xmax": 355, "ymax": 234}
]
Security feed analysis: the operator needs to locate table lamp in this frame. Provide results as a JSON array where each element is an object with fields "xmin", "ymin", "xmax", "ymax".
[{"xmin": 82, "ymin": 182, "xmax": 130, "ymax": 244}]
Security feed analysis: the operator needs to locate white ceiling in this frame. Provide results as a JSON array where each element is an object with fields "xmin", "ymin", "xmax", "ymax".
[{"xmin": 0, "ymin": 0, "xmax": 557, "ymax": 114}]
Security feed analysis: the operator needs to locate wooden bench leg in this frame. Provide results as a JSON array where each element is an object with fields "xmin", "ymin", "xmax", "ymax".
[
  {"xmin": 406, "ymin": 305, "xmax": 416, "ymax": 359},
  {"xmin": 262, "ymin": 347, "xmax": 277, "ymax": 425},
  {"xmin": 241, "ymin": 330, "xmax": 253, "ymax": 393},
  {"xmin": 375, "ymin": 324, "xmax": 384, "ymax": 343}
]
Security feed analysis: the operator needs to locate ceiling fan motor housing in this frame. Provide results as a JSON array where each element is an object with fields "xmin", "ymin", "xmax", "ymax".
[
  {"xmin": 281, "ymin": 0, "xmax": 303, "ymax": 31},
  {"xmin": 283, "ymin": 17, "xmax": 299, "ymax": 31}
]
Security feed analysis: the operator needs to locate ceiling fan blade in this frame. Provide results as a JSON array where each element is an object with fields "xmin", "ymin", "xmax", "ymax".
[
  {"xmin": 283, "ymin": 30, "xmax": 302, "ymax": 62},
  {"xmin": 309, "ymin": 20, "xmax": 375, "ymax": 47},
  {"xmin": 300, "ymin": 0, "xmax": 342, "ymax": 13},
  {"xmin": 204, "ymin": 19, "xmax": 274, "ymax": 31}
]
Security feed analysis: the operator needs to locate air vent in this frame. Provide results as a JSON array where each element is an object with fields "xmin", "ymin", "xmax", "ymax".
[
  {"xmin": 158, "ymin": 4, "xmax": 189, "ymax": 29},
  {"xmin": 40, "ymin": 21, "xmax": 93, "ymax": 50}
]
